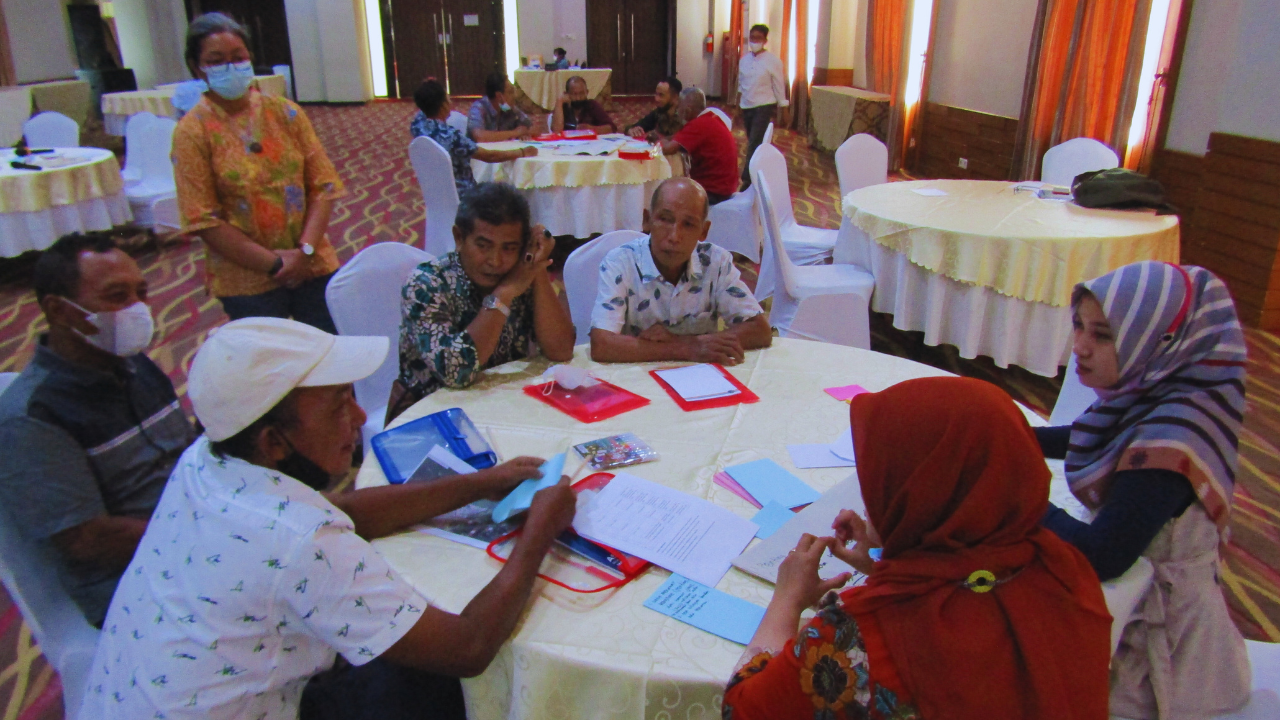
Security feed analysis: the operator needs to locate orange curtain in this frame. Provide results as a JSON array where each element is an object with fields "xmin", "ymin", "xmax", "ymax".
[
  {"xmin": 723, "ymin": 0, "xmax": 747, "ymax": 108},
  {"xmin": 1015, "ymin": 0, "xmax": 1152, "ymax": 180},
  {"xmin": 866, "ymin": 0, "xmax": 908, "ymax": 169},
  {"xmin": 790, "ymin": 0, "xmax": 810, "ymax": 134},
  {"xmin": 0, "ymin": 0, "xmax": 16, "ymax": 87}
]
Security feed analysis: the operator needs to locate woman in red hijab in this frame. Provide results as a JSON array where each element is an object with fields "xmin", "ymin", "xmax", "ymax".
[{"xmin": 722, "ymin": 377, "xmax": 1112, "ymax": 720}]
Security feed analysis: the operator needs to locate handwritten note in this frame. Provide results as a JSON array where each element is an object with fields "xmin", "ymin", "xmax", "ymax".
[{"xmin": 643, "ymin": 575, "xmax": 766, "ymax": 644}]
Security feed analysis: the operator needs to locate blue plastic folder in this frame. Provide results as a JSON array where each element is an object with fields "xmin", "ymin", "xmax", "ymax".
[
  {"xmin": 751, "ymin": 501, "xmax": 795, "ymax": 539},
  {"xmin": 491, "ymin": 453, "xmax": 566, "ymax": 522},
  {"xmin": 725, "ymin": 459, "xmax": 821, "ymax": 509},
  {"xmin": 643, "ymin": 575, "xmax": 766, "ymax": 644}
]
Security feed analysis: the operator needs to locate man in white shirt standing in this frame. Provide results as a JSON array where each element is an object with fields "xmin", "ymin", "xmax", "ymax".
[{"xmin": 737, "ymin": 24, "xmax": 789, "ymax": 189}]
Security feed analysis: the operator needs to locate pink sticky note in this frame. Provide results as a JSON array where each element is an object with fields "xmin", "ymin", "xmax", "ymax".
[
  {"xmin": 824, "ymin": 384, "xmax": 870, "ymax": 403},
  {"xmin": 713, "ymin": 471, "xmax": 763, "ymax": 509}
]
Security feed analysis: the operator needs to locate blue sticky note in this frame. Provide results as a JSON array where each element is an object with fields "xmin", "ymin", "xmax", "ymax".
[
  {"xmin": 491, "ymin": 452, "xmax": 566, "ymax": 522},
  {"xmin": 725, "ymin": 459, "xmax": 821, "ymax": 509},
  {"xmin": 643, "ymin": 575, "xmax": 766, "ymax": 645},
  {"xmin": 751, "ymin": 501, "xmax": 795, "ymax": 539}
]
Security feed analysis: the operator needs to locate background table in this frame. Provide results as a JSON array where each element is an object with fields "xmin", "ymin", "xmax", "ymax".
[
  {"xmin": 808, "ymin": 86, "xmax": 891, "ymax": 152},
  {"xmin": 0, "ymin": 147, "xmax": 131, "ymax": 257},
  {"xmin": 100, "ymin": 75, "xmax": 289, "ymax": 135},
  {"xmin": 27, "ymin": 80, "xmax": 92, "ymax": 127},
  {"xmin": 355, "ymin": 338, "xmax": 1079, "ymax": 720},
  {"xmin": 834, "ymin": 179, "xmax": 1180, "ymax": 376},
  {"xmin": 512, "ymin": 69, "xmax": 613, "ymax": 112},
  {"xmin": 0, "ymin": 86, "xmax": 32, "ymax": 146},
  {"xmin": 472, "ymin": 141, "xmax": 671, "ymax": 238}
]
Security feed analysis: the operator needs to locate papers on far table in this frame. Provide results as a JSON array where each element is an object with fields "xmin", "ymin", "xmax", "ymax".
[
  {"xmin": 733, "ymin": 476, "xmax": 868, "ymax": 585},
  {"xmin": 572, "ymin": 472, "xmax": 758, "ymax": 587},
  {"xmin": 551, "ymin": 138, "xmax": 627, "ymax": 156},
  {"xmin": 912, "ymin": 188, "xmax": 949, "ymax": 197},
  {"xmin": 653, "ymin": 364, "xmax": 741, "ymax": 402}
]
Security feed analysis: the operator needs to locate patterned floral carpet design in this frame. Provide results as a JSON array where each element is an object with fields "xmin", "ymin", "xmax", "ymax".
[{"xmin": 0, "ymin": 98, "xmax": 1276, "ymax": 718}]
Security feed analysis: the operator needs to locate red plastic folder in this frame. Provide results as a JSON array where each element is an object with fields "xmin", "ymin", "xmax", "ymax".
[
  {"xmin": 523, "ymin": 379, "xmax": 650, "ymax": 423},
  {"xmin": 648, "ymin": 364, "xmax": 760, "ymax": 412}
]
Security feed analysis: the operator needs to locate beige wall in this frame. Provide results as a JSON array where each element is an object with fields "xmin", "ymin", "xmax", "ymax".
[
  {"xmin": 5, "ymin": 0, "xmax": 78, "ymax": 84},
  {"xmin": 283, "ymin": 0, "xmax": 373, "ymax": 103},
  {"xmin": 926, "ymin": 0, "xmax": 1037, "ymax": 118}
]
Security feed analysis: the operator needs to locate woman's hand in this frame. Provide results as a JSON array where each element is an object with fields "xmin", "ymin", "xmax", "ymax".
[
  {"xmin": 496, "ymin": 226, "xmax": 554, "ymax": 298},
  {"xmin": 628, "ymin": 126, "xmax": 646, "ymax": 139},
  {"xmin": 829, "ymin": 509, "xmax": 878, "ymax": 576},
  {"xmin": 272, "ymin": 248, "xmax": 311, "ymax": 288},
  {"xmin": 773, "ymin": 534, "xmax": 852, "ymax": 612},
  {"xmin": 478, "ymin": 456, "xmax": 546, "ymax": 500}
]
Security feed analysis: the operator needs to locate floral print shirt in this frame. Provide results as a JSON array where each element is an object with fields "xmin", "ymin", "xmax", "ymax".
[
  {"xmin": 723, "ymin": 594, "xmax": 921, "ymax": 720},
  {"xmin": 399, "ymin": 252, "xmax": 535, "ymax": 398},
  {"xmin": 409, "ymin": 112, "xmax": 478, "ymax": 196},
  {"xmin": 79, "ymin": 437, "xmax": 428, "ymax": 720},
  {"xmin": 591, "ymin": 237, "xmax": 763, "ymax": 336},
  {"xmin": 173, "ymin": 91, "xmax": 346, "ymax": 297}
]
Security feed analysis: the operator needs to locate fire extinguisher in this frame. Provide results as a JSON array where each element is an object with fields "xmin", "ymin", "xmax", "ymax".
[{"xmin": 704, "ymin": 33, "xmax": 714, "ymax": 54}]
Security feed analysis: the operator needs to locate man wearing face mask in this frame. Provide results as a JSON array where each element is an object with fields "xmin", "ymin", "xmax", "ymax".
[
  {"xmin": 467, "ymin": 72, "xmax": 534, "ymax": 142},
  {"xmin": 737, "ymin": 24, "xmax": 789, "ymax": 189},
  {"xmin": 551, "ymin": 76, "xmax": 616, "ymax": 134},
  {"xmin": 0, "ymin": 232, "xmax": 195, "ymax": 628}
]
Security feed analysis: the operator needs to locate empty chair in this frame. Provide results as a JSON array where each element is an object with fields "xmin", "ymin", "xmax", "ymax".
[
  {"xmin": 126, "ymin": 117, "xmax": 178, "ymax": 228},
  {"xmin": 834, "ymin": 133, "xmax": 889, "ymax": 198},
  {"xmin": 562, "ymin": 230, "xmax": 646, "ymax": 344},
  {"xmin": 1041, "ymin": 137, "xmax": 1119, "ymax": 188},
  {"xmin": 446, "ymin": 110, "xmax": 468, "ymax": 134},
  {"xmin": 325, "ymin": 242, "xmax": 435, "ymax": 452},
  {"xmin": 150, "ymin": 195, "xmax": 181, "ymax": 233},
  {"xmin": 408, "ymin": 136, "xmax": 460, "ymax": 257},
  {"xmin": 705, "ymin": 187, "xmax": 762, "ymax": 263},
  {"xmin": 762, "ymin": 121, "xmax": 774, "ymax": 146},
  {"xmin": 753, "ymin": 178, "xmax": 875, "ymax": 348},
  {"xmin": 121, "ymin": 111, "xmax": 159, "ymax": 188},
  {"xmin": 22, "ymin": 111, "xmax": 79, "ymax": 147},
  {"xmin": 1048, "ymin": 354, "xmax": 1097, "ymax": 426},
  {"xmin": 707, "ymin": 106, "xmax": 733, "ymax": 132},
  {"xmin": 750, "ymin": 143, "xmax": 838, "ymax": 299}
]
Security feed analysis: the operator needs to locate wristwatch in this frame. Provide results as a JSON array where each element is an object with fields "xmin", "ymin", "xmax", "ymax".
[
  {"xmin": 300, "ymin": 242, "xmax": 315, "ymax": 257},
  {"xmin": 482, "ymin": 294, "xmax": 511, "ymax": 318}
]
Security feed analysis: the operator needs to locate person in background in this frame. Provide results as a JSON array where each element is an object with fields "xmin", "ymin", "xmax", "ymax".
[
  {"xmin": 723, "ymin": 377, "xmax": 1112, "ymax": 720},
  {"xmin": 468, "ymin": 72, "xmax": 534, "ymax": 142},
  {"xmin": 626, "ymin": 77, "xmax": 684, "ymax": 139},
  {"xmin": 547, "ymin": 47, "xmax": 570, "ymax": 70},
  {"xmin": 589, "ymin": 178, "xmax": 771, "ymax": 365},
  {"xmin": 1037, "ymin": 261, "xmax": 1252, "ymax": 718},
  {"xmin": 173, "ymin": 12, "xmax": 345, "ymax": 333},
  {"xmin": 393, "ymin": 183, "xmax": 575, "ymax": 420},
  {"xmin": 0, "ymin": 233, "xmax": 194, "ymax": 628},
  {"xmin": 737, "ymin": 24, "xmax": 789, "ymax": 189},
  {"xmin": 409, "ymin": 79, "xmax": 536, "ymax": 196},
  {"xmin": 79, "ymin": 317, "xmax": 578, "ymax": 720},
  {"xmin": 551, "ymin": 76, "xmax": 615, "ymax": 134},
  {"xmin": 657, "ymin": 88, "xmax": 739, "ymax": 205}
]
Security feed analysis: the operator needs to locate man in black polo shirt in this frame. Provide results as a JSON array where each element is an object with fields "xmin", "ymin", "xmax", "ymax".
[{"xmin": 0, "ymin": 232, "xmax": 194, "ymax": 627}]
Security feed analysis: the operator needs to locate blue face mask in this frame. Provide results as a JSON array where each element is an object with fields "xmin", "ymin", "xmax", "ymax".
[{"xmin": 202, "ymin": 60, "xmax": 254, "ymax": 100}]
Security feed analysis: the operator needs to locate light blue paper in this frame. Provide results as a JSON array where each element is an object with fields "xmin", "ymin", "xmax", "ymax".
[
  {"xmin": 643, "ymin": 575, "xmax": 766, "ymax": 645},
  {"xmin": 491, "ymin": 452, "xmax": 566, "ymax": 522},
  {"xmin": 725, "ymin": 459, "xmax": 821, "ymax": 509},
  {"xmin": 751, "ymin": 501, "xmax": 795, "ymax": 539}
]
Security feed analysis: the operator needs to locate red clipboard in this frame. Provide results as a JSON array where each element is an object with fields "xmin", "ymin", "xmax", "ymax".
[
  {"xmin": 648, "ymin": 364, "xmax": 760, "ymax": 412},
  {"xmin": 523, "ymin": 379, "xmax": 650, "ymax": 423}
]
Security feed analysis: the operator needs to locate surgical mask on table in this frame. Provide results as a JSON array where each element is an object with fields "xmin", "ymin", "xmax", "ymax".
[
  {"xmin": 66, "ymin": 300, "xmax": 156, "ymax": 357},
  {"xmin": 537, "ymin": 365, "xmax": 599, "ymax": 392},
  {"xmin": 203, "ymin": 61, "xmax": 255, "ymax": 100}
]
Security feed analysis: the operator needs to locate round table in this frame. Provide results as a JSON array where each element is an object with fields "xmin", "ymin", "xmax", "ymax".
[
  {"xmin": 355, "ymin": 338, "xmax": 1087, "ymax": 719},
  {"xmin": 0, "ymin": 148, "xmax": 131, "ymax": 257},
  {"xmin": 834, "ymin": 179, "xmax": 1180, "ymax": 377},
  {"xmin": 472, "ymin": 141, "xmax": 672, "ymax": 238},
  {"xmin": 100, "ymin": 75, "xmax": 289, "ymax": 135},
  {"xmin": 512, "ymin": 68, "xmax": 612, "ymax": 112}
]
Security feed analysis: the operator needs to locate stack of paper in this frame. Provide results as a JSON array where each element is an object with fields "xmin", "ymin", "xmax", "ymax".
[
  {"xmin": 654, "ymin": 364, "xmax": 740, "ymax": 402},
  {"xmin": 786, "ymin": 428, "xmax": 857, "ymax": 469},
  {"xmin": 552, "ymin": 138, "xmax": 627, "ymax": 156},
  {"xmin": 733, "ymin": 476, "xmax": 868, "ymax": 585},
  {"xmin": 724, "ymin": 459, "xmax": 821, "ymax": 509}
]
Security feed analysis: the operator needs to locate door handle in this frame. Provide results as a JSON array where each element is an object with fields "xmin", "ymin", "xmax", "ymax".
[
  {"xmin": 433, "ymin": 12, "xmax": 441, "ymax": 46},
  {"xmin": 631, "ymin": 14, "xmax": 635, "ymax": 61},
  {"xmin": 447, "ymin": 13, "xmax": 453, "ymax": 46},
  {"xmin": 617, "ymin": 14, "xmax": 623, "ymax": 60}
]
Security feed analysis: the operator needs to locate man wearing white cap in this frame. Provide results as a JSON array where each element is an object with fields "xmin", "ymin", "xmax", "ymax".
[{"xmin": 79, "ymin": 317, "xmax": 576, "ymax": 720}]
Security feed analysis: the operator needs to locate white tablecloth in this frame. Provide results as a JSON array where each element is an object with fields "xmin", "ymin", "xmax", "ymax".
[
  {"xmin": 0, "ymin": 148, "xmax": 132, "ymax": 257},
  {"xmin": 101, "ymin": 75, "xmax": 290, "ymax": 135}
]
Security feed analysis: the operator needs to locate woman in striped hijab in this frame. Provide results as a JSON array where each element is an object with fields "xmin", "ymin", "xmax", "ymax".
[{"xmin": 1037, "ymin": 260, "xmax": 1251, "ymax": 718}]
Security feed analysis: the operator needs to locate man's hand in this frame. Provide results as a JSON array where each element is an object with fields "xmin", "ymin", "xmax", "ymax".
[
  {"xmin": 628, "ymin": 126, "xmax": 646, "ymax": 139},
  {"xmin": 521, "ymin": 476, "xmax": 576, "ymax": 546},
  {"xmin": 774, "ymin": 534, "xmax": 851, "ymax": 611},
  {"xmin": 778, "ymin": 106, "xmax": 791, "ymax": 128},
  {"xmin": 689, "ymin": 333, "xmax": 745, "ymax": 365},
  {"xmin": 496, "ymin": 226, "xmax": 554, "ymax": 299},
  {"xmin": 829, "ymin": 509, "xmax": 877, "ymax": 576},
  {"xmin": 272, "ymin": 248, "xmax": 311, "ymax": 288},
  {"xmin": 558, "ymin": 94, "xmax": 573, "ymax": 109},
  {"xmin": 478, "ymin": 456, "xmax": 546, "ymax": 500}
]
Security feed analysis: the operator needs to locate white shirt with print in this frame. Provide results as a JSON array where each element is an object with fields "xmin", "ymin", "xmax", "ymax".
[
  {"xmin": 80, "ymin": 436, "xmax": 429, "ymax": 720},
  {"xmin": 591, "ymin": 236, "xmax": 763, "ymax": 337}
]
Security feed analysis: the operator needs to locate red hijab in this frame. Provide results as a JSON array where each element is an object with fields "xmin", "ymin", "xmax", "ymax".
[{"xmin": 842, "ymin": 377, "xmax": 1111, "ymax": 720}]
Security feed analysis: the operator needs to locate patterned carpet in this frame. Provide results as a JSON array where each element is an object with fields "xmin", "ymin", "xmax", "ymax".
[{"xmin": 0, "ymin": 98, "xmax": 1276, "ymax": 717}]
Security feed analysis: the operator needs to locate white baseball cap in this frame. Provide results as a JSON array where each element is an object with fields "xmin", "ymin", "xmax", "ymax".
[{"xmin": 189, "ymin": 317, "xmax": 389, "ymax": 442}]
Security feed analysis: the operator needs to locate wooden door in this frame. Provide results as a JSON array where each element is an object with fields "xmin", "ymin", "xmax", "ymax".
[
  {"xmin": 623, "ymin": 0, "xmax": 669, "ymax": 94},
  {"xmin": 440, "ymin": 0, "xmax": 505, "ymax": 96},
  {"xmin": 386, "ymin": 0, "xmax": 446, "ymax": 100},
  {"xmin": 186, "ymin": 0, "xmax": 293, "ymax": 73},
  {"xmin": 587, "ymin": 0, "xmax": 627, "ymax": 93}
]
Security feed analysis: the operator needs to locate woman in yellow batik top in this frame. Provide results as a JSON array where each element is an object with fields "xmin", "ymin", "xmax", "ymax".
[{"xmin": 173, "ymin": 12, "xmax": 346, "ymax": 332}]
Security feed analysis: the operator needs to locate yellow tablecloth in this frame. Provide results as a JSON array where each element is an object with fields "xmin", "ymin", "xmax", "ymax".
[
  {"xmin": 808, "ymin": 86, "xmax": 891, "ymax": 151},
  {"xmin": 0, "ymin": 148, "xmax": 123, "ymax": 213},
  {"xmin": 842, "ymin": 180, "xmax": 1180, "ymax": 307},
  {"xmin": 0, "ymin": 86, "xmax": 32, "ymax": 146},
  {"xmin": 513, "ymin": 68, "xmax": 612, "ymax": 111},
  {"xmin": 101, "ymin": 75, "xmax": 290, "ymax": 118},
  {"xmin": 472, "ymin": 141, "xmax": 671, "ymax": 190},
  {"xmin": 28, "ymin": 80, "xmax": 92, "ymax": 127}
]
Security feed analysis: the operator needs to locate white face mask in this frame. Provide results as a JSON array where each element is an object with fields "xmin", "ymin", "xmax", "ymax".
[
  {"xmin": 748, "ymin": 42, "xmax": 764, "ymax": 53},
  {"xmin": 66, "ymin": 300, "xmax": 155, "ymax": 357},
  {"xmin": 536, "ymin": 364, "xmax": 599, "ymax": 392}
]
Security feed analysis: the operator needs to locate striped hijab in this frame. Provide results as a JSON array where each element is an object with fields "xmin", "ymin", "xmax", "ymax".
[{"xmin": 1065, "ymin": 261, "xmax": 1248, "ymax": 537}]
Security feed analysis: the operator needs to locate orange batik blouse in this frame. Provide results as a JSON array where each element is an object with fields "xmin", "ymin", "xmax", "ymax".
[{"xmin": 172, "ymin": 90, "xmax": 346, "ymax": 297}]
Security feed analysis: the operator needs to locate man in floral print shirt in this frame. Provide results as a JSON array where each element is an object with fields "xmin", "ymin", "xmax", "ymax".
[
  {"xmin": 590, "ymin": 178, "xmax": 773, "ymax": 364},
  {"xmin": 80, "ymin": 318, "xmax": 576, "ymax": 720}
]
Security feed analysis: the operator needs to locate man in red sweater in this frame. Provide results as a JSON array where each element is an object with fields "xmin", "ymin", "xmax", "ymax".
[{"xmin": 657, "ymin": 87, "xmax": 739, "ymax": 205}]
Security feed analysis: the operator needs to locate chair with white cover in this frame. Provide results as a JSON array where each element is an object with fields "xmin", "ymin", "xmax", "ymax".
[
  {"xmin": 705, "ymin": 187, "xmax": 762, "ymax": 263},
  {"xmin": 22, "ymin": 111, "xmax": 79, "ymax": 148},
  {"xmin": 762, "ymin": 121, "xmax": 774, "ymax": 146},
  {"xmin": 149, "ymin": 195, "xmax": 181, "ymax": 233},
  {"xmin": 0, "ymin": 372, "xmax": 17, "ymax": 396},
  {"xmin": 707, "ymin": 107, "xmax": 733, "ymax": 132},
  {"xmin": 0, "ymin": 504, "xmax": 98, "ymax": 720},
  {"xmin": 272, "ymin": 64, "xmax": 294, "ymax": 100},
  {"xmin": 563, "ymin": 230, "xmax": 646, "ymax": 344},
  {"xmin": 750, "ymin": 144, "xmax": 838, "ymax": 299},
  {"xmin": 121, "ymin": 111, "xmax": 159, "ymax": 188},
  {"xmin": 325, "ymin": 242, "xmax": 436, "ymax": 453},
  {"xmin": 753, "ymin": 178, "xmax": 875, "ymax": 348},
  {"xmin": 408, "ymin": 136, "xmax": 460, "ymax": 257},
  {"xmin": 834, "ymin": 133, "xmax": 888, "ymax": 198},
  {"xmin": 125, "ymin": 117, "xmax": 178, "ymax": 228},
  {"xmin": 1212, "ymin": 641, "xmax": 1280, "ymax": 720},
  {"xmin": 1041, "ymin": 137, "xmax": 1119, "ymax": 188},
  {"xmin": 1048, "ymin": 354, "xmax": 1097, "ymax": 426},
  {"xmin": 447, "ymin": 111, "xmax": 468, "ymax": 134}
]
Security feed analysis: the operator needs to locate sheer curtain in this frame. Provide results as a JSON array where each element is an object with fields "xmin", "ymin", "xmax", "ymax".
[
  {"xmin": 1014, "ymin": 0, "xmax": 1153, "ymax": 180},
  {"xmin": 0, "ymin": 0, "xmax": 16, "ymax": 87},
  {"xmin": 865, "ymin": 0, "xmax": 908, "ymax": 169}
]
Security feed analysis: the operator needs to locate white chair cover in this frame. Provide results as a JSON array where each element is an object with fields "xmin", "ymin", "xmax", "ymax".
[
  {"xmin": 325, "ymin": 242, "xmax": 436, "ymax": 453},
  {"xmin": 762, "ymin": 121, "xmax": 774, "ymax": 146},
  {"xmin": 1100, "ymin": 557, "xmax": 1155, "ymax": 655},
  {"xmin": 751, "ymin": 144, "xmax": 837, "ymax": 299},
  {"xmin": 1048, "ymin": 354, "xmax": 1098, "ymax": 426},
  {"xmin": 1041, "ymin": 137, "xmax": 1119, "ymax": 188},
  {"xmin": 705, "ymin": 187, "xmax": 762, "ymax": 263},
  {"xmin": 447, "ymin": 111, "xmax": 468, "ymax": 134},
  {"xmin": 834, "ymin": 133, "xmax": 888, "ymax": 198},
  {"xmin": 0, "ymin": 372, "xmax": 16, "ymax": 396},
  {"xmin": 121, "ymin": 111, "xmax": 158, "ymax": 187},
  {"xmin": 1212, "ymin": 641, "xmax": 1280, "ymax": 719},
  {"xmin": 707, "ymin": 107, "xmax": 733, "ymax": 131},
  {"xmin": 563, "ymin": 230, "xmax": 645, "ymax": 344},
  {"xmin": 126, "ymin": 117, "xmax": 178, "ymax": 227},
  {"xmin": 272, "ymin": 64, "xmax": 294, "ymax": 100},
  {"xmin": 23, "ymin": 111, "xmax": 79, "ymax": 148},
  {"xmin": 149, "ymin": 194, "xmax": 180, "ymax": 232},
  {"xmin": 408, "ymin": 136, "xmax": 460, "ymax": 257}
]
